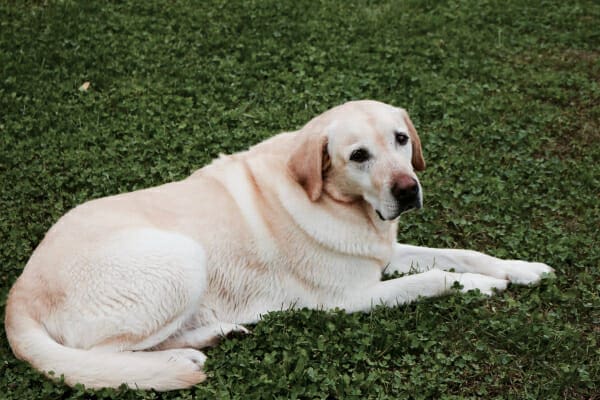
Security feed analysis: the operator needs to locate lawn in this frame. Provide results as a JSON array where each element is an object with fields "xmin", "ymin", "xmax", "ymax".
[{"xmin": 0, "ymin": 0, "xmax": 598, "ymax": 399}]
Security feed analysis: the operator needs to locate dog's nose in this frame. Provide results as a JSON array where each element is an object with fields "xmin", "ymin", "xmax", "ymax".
[{"xmin": 391, "ymin": 176, "xmax": 419, "ymax": 205}]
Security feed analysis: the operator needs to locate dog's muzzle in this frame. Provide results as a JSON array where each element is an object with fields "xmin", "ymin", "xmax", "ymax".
[{"xmin": 375, "ymin": 177, "xmax": 422, "ymax": 221}]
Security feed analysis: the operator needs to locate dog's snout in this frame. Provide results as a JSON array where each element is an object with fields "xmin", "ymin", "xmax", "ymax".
[{"xmin": 391, "ymin": 176, "xmax": 419, "ymax": 202}]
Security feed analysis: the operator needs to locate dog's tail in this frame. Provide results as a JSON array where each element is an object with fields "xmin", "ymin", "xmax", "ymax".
[{"xmin": 4, "ymin": 290, "xmax": 206, "ymax": 391}]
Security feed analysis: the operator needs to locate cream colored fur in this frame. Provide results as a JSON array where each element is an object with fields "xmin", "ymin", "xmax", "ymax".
[{"xmin": 5, "ymin": 100, "xmax": 553, "ymax": 391}]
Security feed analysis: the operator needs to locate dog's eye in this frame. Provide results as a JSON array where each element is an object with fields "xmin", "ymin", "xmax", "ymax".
[
  {"xmin": 395, "ymin": 132, "xmax": 409, "ymax": 146},
  {"xmin": 349, "ymin": 148, "xmax": 370, "ymax": 163}
]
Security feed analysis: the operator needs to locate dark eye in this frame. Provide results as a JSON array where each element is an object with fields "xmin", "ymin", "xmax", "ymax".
[
  {"xmin": 395, "ymin": 132, "xmax": 409, "ymax": 146},
  {"xmin": 349, "ymin": 148, "xmax": 370, "ymax": 163}
]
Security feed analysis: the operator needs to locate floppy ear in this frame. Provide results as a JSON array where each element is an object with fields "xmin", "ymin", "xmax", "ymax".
[
  {"xmin": 400, "ymin": 109, "xmax": 426, "ymax": 171},
  {"xmin": 287, "ymin": 132, "xmax": 330, "ymax": 201}
]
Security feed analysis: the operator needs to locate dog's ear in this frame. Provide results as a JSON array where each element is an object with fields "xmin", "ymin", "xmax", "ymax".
[
  {"xmin": 288, "ymin": 131, "xmax": 330, "ymax": 202},
  {"xmin": 400, "ymin": 108, "xmax": 426, "ymax": 171}
]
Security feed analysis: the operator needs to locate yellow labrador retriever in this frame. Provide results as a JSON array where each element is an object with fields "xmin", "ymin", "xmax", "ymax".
[{"xmin": 5, "ymin": 100, "xmax": 553, "ymax": 391}]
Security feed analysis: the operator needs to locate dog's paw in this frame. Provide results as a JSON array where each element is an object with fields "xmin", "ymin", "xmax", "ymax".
[
  {"xmin": 221, "ymin": 323, "xmax": 251, "ymax": 339},
  {"xmin": 496, "ymin": 260, "xmax": 555, "ymax": 285},
  {"xmin": 451, "ymin": 272, "xmax": 509, "ymax": 296},
  {"xmin": 165, "ymin": 348, "xmax": 207, "ymax": 368}
]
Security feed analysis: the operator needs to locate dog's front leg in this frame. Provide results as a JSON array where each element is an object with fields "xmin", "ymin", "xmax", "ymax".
[
  {"xmin": 339, "ymin": 269, "xmax": 508, "ymax": 313},
  {"xmin": 388, "ymin": 244, "xmax": 554, "ymax": 285}
]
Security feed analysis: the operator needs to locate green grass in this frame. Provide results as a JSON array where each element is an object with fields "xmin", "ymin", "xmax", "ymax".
[{"xmin": 1, "ymin": 0, "xmax": 599, "ymax": 398}]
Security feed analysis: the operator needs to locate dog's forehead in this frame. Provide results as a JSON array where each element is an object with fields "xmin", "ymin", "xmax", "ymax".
[{"xmin": 328, "ymin": 105, "xmax": 407, "ymax": 145}]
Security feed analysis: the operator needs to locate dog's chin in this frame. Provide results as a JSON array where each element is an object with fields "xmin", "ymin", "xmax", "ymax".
[
  {"xmin": 376, "ymin": 201, "xmax": 422, "ymax": 221},
  {"xmin": 375, "ymin": 209, "xmax": 401, "ymax": 221}
]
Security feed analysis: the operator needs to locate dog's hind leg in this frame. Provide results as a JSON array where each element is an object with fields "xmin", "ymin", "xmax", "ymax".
[
  {"xmin": 157, "ymin": 323, "xmax": 251, "ymax": 349},
  {"xmin": 9, "ymin": 228, "xmax": 212, "ymax": 390},
  {"xmin": 50, "ymin": 228, "xmax": 209, "ymax": 353}
]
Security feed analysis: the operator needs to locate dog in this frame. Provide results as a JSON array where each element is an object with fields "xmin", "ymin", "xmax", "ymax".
[{"xmin": 5, "ymin": 100, "xmax": 553, "ymax": 391}]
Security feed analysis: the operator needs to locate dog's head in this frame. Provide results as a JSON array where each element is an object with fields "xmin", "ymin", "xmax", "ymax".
[{"xmin": 288, "ymin": 100, "xmax": 425, "ymax": 221}]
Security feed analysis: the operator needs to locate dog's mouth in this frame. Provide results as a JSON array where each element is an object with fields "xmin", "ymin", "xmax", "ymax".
[{"xmin": 376, "ymin": 201, "xmax": 422, "ymax": 221}]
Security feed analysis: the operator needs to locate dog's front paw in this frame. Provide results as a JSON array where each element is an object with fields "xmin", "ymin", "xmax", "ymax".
[
  {"xmin": 447, "ymin": 272, "xmax": 508, "ymax": 296},
  {"xmin": 497, "ymin": 261, "xmax": 555, "ymax": 285}
]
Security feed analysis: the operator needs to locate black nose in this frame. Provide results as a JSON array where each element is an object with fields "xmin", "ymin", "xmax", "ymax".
[{"xmin": 391, "ymin": 177, "xmax": 420, "ymax": 207}]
